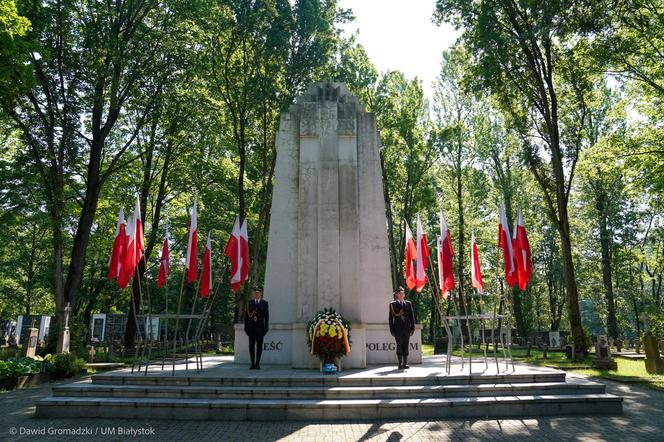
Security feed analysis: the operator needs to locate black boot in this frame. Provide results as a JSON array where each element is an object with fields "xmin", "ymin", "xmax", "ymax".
[
  {"xmin": 249, "ymin": 343, "xmax": 256, "ymax": 369},
  {"xmin": 255, "ymin": 347, "xmax": 262, "ymax": 370},
  {"xmin": 403, "ymin": 355, "xmax": 410, "ymax": 369},
  {"xmin": 397, "ymin": 354, "xmax": 403, "ymax": 369}
]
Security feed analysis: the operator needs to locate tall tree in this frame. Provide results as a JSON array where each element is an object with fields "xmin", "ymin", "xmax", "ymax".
[
  {"xmin": 0, "ymin": 0, "xmax": 177, "ymax": 351},
  {"xmin": 434, "ymin": 0, "xmax": 600, "ymax": 355}
]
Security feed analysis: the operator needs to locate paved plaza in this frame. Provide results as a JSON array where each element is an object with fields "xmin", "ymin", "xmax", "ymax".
[{"xmin": 1, "ymin": 357, "xmax": 662, "ymax": 441}]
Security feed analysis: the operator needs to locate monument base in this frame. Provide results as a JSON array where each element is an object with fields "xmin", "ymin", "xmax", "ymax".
[{"xmin": 234, "ymin": 323, "xmax": 422, "ymax": 369}]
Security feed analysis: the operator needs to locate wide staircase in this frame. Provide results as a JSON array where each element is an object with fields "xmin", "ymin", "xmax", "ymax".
[{"xmin": 35, "ymin": 364, "xmax": 622, "ymax": 420}]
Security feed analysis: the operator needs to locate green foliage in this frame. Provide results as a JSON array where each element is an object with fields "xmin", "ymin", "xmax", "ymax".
[
  {"xmin": 46, "ymin": 353, "xmax": 85, "ymax": 378},
  {"xmin": 0, "ymin": 357, "xmax": 43, "ymax": 379}
]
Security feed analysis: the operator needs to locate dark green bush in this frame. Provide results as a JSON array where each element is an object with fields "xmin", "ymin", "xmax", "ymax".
[{"xmin": 47, "ymin": 353, "xmax": 85, "ymax": 378}]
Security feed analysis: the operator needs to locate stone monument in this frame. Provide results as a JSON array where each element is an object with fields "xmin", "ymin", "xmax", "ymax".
[
  {"xmin": 22, "ymin": 325, "xmax": 38, "ymax": 358},
  {"xmin": 56, "ymin": 303, "xmax": 71, "ymax": 354},
  {"xmin": 593, "ymin": 335, "xmax": 617, "ymax": 370},
  {"xmin": 643, "ymin": 331, "xmax": 664, "ymax": 374},
  {"xmin": 234, "ymin": 81, "xmax": 422, "ymax": 368}
]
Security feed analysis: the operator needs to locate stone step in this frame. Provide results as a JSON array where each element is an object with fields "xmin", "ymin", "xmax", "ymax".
[
  {"xmin": 91, "ymin": 371, "xmax": 566, "ymax": 387},
  {"xmin": 35, "ymin": 393, "xmax": 623, "ymax": 420},
  {"xmin": 53, "ymin": 381, "xmax": 605, "ymax": 400}
]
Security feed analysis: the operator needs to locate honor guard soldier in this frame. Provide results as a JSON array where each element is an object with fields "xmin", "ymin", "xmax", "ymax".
[
  {"xmin": 244, "ymin": 285, "xmax": 269, "ymax": 369},
  {"xmin": 389, "ymin": 286, "xmax": 416, "ymax": 369}
]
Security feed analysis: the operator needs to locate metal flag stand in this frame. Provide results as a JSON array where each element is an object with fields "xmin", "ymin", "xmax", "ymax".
[{"xmin": 427, "ymin": 257, "xmax": 453, "ymax": 374}]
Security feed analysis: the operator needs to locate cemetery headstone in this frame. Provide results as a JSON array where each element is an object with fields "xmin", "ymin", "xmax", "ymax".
[
  {"xmin": 542, "ymin": 343, "xmax": 549, "ymax": 359},
  {"xmin": 643, "ymin": 331, "xmax": 664, "ymax": 374},
  {"xmin": 549, "ymin": 331, "xmax": 561, "ymax": 348},
  {"xmin": 616, "ymin": 338, "xmax": 623, "ymax": 353},
  {"xmin": 56, "ymin": 303, "xmax": 72, "ymax": 353},
  {"xmin": 593, "ymin": 335, "xmax": 617, "ymax": 370},
  {"xmin": 635, "ymin": 337, "xmax": 641, "ymax": 354},
  {"xmin": 87, "ymin": 345, "xmax": 96, "ymax": 363},
  {"xmin": 22, "ymin": 327, "xmax": 38, "ymax": 358}
]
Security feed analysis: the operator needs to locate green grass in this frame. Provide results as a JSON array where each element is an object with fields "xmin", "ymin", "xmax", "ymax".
[{"xmin": 425, "ymin": 344, "xmax": 664, "ymax": 391}]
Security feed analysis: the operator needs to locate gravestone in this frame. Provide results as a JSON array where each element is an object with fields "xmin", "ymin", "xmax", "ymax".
[
  {"xmin": 616, "ymin": 338, "xmax": 623, "ymax": 353},
  {"xmin": 635, "ymin": 337, "xmax": 641, "ymax": 354},
  {"xmin": 234, "ymin": 81, "xmax": 422, "ymax": 368},
  {"xmin": 549, "ymin": 331, "xmax": 561, "ymax": 348},
  {"xmin": 22, "ymin": 327, "xmax": 38, "ymax": 358},
  {"xmin": 643, "ymin": 332, "xmax": 664, "ymax": 374},
  {"xmin": 593, "ymin": 335, "xmax": 617, "ymax": 370},
  {"xmin": 56, "ymin": 304, "xmax": 72, "ymax": 353}
]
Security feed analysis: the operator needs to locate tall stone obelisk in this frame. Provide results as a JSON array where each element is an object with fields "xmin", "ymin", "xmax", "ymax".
[{"xmin": 234, "ymin": 81, "xmax": 422, "ymax": 368}]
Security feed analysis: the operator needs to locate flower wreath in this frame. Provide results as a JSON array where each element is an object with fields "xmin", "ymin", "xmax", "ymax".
[{"xmin": 307, "ymin": 308, "xmax": 351, "ymax": 361}]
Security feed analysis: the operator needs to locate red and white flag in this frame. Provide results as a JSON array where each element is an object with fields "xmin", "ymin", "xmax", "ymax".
[
  {"xmin": 118, "ymin": 195, "xmax": 144, "ymax": 288},
  {"xmin": 498, "ymin": 204, "xmax": 517, "ymax": 288},
  {"xmin": 470, "ymin": 230, "xmax": 484, "ymax": 294},
  {"xmin": 157, "ymin": 227, "xmax": 170, "ymax": 289},
  {"xmin": 185, "ymin": 198, "xmax": 198, "ymax": 283},
  {"xmin": 200, "ymin": 232, "xmax": 212, "ymax": 298},
  {"xmin": 415, "ymin": 214, "xmax": 430, "ymax": 293},
  {"xmin": 107, "ymin": 207, "xmax": 126, "ymax": 280},
  {"xmin": 514, "ymin": 207, "xmax": 532, "ymax": 291},
  {"xmin": 225, "ymin": 216, "xmax": 249, "ymax": 293},
  {"xmin": 437, "ymin": 209, "xmax": 455, "ymax": 297},
  {"xmin": 404, "ymin": 221, "xmax": 417, "ymax": 290}
]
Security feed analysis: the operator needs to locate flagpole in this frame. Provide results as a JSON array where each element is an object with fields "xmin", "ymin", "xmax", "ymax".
[
  {"xmin": 161, "ymin": 267, "xmax": 169, "ymax": 371},
  {"xmin": 498, "ymin": 277, "xmax": 509, "ymax": 370},
  {"xmin": 184, "ymin": 275, "xmax": 202, "ymax": 372},
  {"xmin": 478, "ymin": 289, "xmax": 488, "ymax": 369},
  {"xmin": 193, "ymin": 263, "xmax": 228, "ymax": 372},
  {"xmin": 142, "ymin": 254, "xmax": 154, "ymax": 375},
  {"xmin": 172, "ymin": 261, "xmax": 187, "ymax": 375},
  {"xmin": 427, "ymin": 257, "xmax": 452, "ymax": 374},
  {"xmin": 490, "ymin": 280, "xmax": 500, "ymax": 372},
  {"xmin": 130, "ymin": 266, "xmax": 146, "ymax": 374},
  {"xmin": 132, "ymin": 259, "xmax": 150, "ymax": 374}
]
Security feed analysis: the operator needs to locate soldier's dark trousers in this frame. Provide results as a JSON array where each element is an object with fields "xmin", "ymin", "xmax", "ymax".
[
  {"xmin": 395, "ymin": 330, "xmax": 411, "ymax": 358},
  {"xmin": 248, "ymin": 332, "xmax": 264, "ymax": 365}
]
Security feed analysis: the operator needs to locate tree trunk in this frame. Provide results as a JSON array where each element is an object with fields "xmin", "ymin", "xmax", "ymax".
[
  {"xmin": 559, "ymin": 226, "xmax": 587, "ymax": 356},
  {"xmin": 512, "ymin": 287, "xmax": 527, "ymax": 337},
  {"xmin": 597, "ymin": 199, "xmax": 618, "ymax": 339}
]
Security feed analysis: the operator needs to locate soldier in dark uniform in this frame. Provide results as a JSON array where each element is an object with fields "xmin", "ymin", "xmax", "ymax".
[
  {"xmin": 389, "ymin": 286, "xmax": 416, "ymax": 369},
  {"xmin": 244, "ymin": 286, "xmax": 269, "ymax": 369}
]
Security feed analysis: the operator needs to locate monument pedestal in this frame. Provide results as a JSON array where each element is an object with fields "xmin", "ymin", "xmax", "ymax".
[{"xmin": 234, "ymin": 323, "xmax": 422, "ymax": 368}]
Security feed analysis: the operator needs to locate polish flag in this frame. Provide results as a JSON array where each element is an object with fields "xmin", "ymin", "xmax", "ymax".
[
  {"xmin": 404, "ymin": 222, "xmax": 417, "ymax": 291},
  {"xmin": 415, "ymin": 214, "xmax": 430, "ymax": 293},
  {"xmin": 200, "ymin": 232, "xmax": 212, "ymax": 298},
  {"xmin": 514, "ymin": 207, "xmax": 533, "ymax": 291},
  {"xmin": 118, "ymin": 195, "xmax": 144, "ymax": 289},
  {"xmin": 134, "ymin": 196, "xmax": 145, "ymax": 265},
  {"xmin": 157, "ymin": 227, "xmax": 170, "ymax": 289},
  {"xmin": 470, "ymin": 230, "xmax": 484, "ymax": 294},
  {"xmin": 437, "ymin": 209, "xmax": 455, "ymax": 297},
  {"xmin": 498, "ymin": 204, "xmax": 517, "ymax": 288},
  {"xmin": 225, "ymin": 216, "xmax": 249, "ymax": 292},
  {"xmin": 185, "ymin": 198, "xmax": 198, "ymax": 283},
  {"xmin": 107, "ymin": 207, "xmax": 126, "ymax": 280}
]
